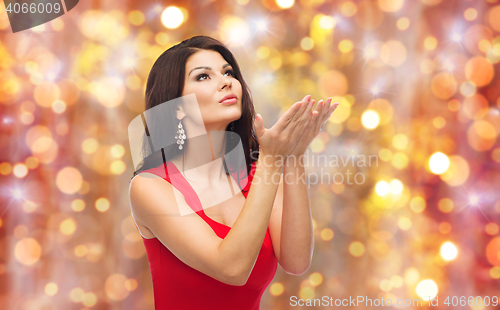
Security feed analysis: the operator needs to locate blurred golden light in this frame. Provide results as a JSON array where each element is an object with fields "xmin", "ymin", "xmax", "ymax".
[
  {"xmin": 82, "ymin": 292, "xmax": 97, "ymax": 307},
  {"xmin": 448, "ymin": 99, "xmax": 461, "ymax": 111},
  {"xmin": 491, "ymin": 266, "xmax": 500, "ymax": 279},
  {"xmin": 257, "ymin": 46, "xmax": 270, "ymax": 59},
  {"xmin": 439, "ymin": 222, "xmax": 452, "ymax": 234},
  {"xmin": 51, "ymin": 100, "xmax": 66, "ymax": 114},
  {"xmin": 440, "ymin": 241, "xmax": 458, "ymax": 261},
  {"xmin": 488, "ymin": 5, "xmax": 500, "ymax": 32},
  {"xmin": 440, "ymin": 155, "xmax": 470, "ymax": 186},
  {"xmin": 91, "ymin": 77, "xmax": 125, "ymax": 108},
  {"xmin": 299, "ymin": 286, "xmax": 314, "ymax": 300},
  {"xmin": 0, "ymin": 162, "xmax": 12, "ymax": 175},
  {"xmin": 70, "ymin": 287, "xmax": 85, "ymax": 303},
  {"xmin": 125, "ymin": 278, "xmax": 139, "ymax": 291},
  {"xmin": 431, "ymin": 72, "xmax": 457, "ymax": 100},
  {"xmin": 492, "ymin": 148, "xmax": 500, "ymax": 163},
  {"xmin": 432, "ymin": 116, "xmax": 446, "ymax": 129},
  {"xmin": 74, "ymin": 245, "xmax": 88, "ymax": 257},
  {"xmin": 22, "ymin": 200, "xmax": 37, "ymax": 213},
  {"xmin": 361, "ymin": 110, "xmax": 380, "ymax": 130},
  {"xmin": 25, "ymin": 125, "xmax": 53, "ymax": 153},
  {"xmin": 270, "ymin": 282, "xmax": 284, "ymax": 296},
  {"xmin": 392, "ymin": 134, "xmax": 408, "ymax": 150},
  {"xmin": 276, "ymin": 0, "xmax": 294, "ymax": 9},
  {"xmin": 379, "ymin": 148, "xmax": 392, "ymax": 161},
  {"xmin": 379, "ymin": 279, "xmax": 392, "ymax": 291},
  {"xmin": 486, "ymin": 237, "xmax": 500, "ymax": 266},
  {"xmin": 13, "ymin": 225, "xmax": 29, "ymax": 238},
  {"xmin": 45, "ymin": 283, "xmax": 58, "ymax": 296},
  {"xmin": 96, "ymin": 197, "xmax": 110, "ymax": 212},
  {"xmin": 340, "ymin": 1, "xmax": 357, "ymax": 17},
  {"xmin": 82, "ymin": 138, "xmax": 99, "ymax": 154},
  {"xmin": 111, "ymin": 144, "xmax": 125, "ymax": 158},
  {"xmin": 380, "ymin": 40, "xmax": 407, "ymax": 67},
  {"xmin": 349, "ymin": 241, "xmax": 365, "ymax": 257},
  {"xmin": 111, "ymin": 160, "xmax": 126, "ymax": 175},
  {"xmin": 319, "ymin": 16, "xmax": 335, "ymax": 29},
  {"xmin": 56, "ymin": 167, "xmax": 83, "ymax": 194},
  {"xmin": 416, "ymin": 279, "xmax": 438, "ymax": 299},
  {"xmin": 485, "ymin": 223, "xmax": 499, "ymax": 235},
  {"xmin": 25, "ymin": 156, "xmax": 39, "ymax": 169},
  {"xmin": 367, "ymin": 99, "xmax": 393, "ymax": 125},
  {"xmin": 389, "ymin": 179, "xmax": 403, "ymax": 195},
  {"xmin": 410, "ymin": 196, "xmax": 426, "ymax": 213},
  {"xmin": 404, "ymin": 268, "xmax": 419, "ymax": 285},
  {"xmin": 424, "ymin": 36, "xmax": 438, "ymax": 50},
  {"xmin": 375, "ymin": 180, "xmax": 390, "ymax": 196},
  {"xmin": 464, "ymin": 8, "xmax": 478, "ymax": 21},
  {"xmin": 465, "ymin": 56, "xmax": 494, "ymax": 87},
  {"xmin": 396, "ymin": 17, "xmax": 410, "ymax": 30},
  {"xmin": 420, "ymin": 58, "xmax": 435, "ymax": 74},
  {"xmin": 60, "ymin": 218, "xmax": 77, "ymax": 235},
  {"xmin": 438, "ymin": 198, "xmax": 454, "ymax": 213},
  {"xmin": 71, "ymin": 199, "xmax": 85, "ymax": 212},
  {"xmin": 161, "ymin": 6, "xmax": 184, "ymax": 29},
  {"xmin": 300, "ymin": 37, "xmax": 314, "ymax": 51},
  {"xmin": 34, "ymin": 81, "xmax": 60, "ymax": 108},
  {"xmin": 428, "ymin": 152, "xmax": 450, "ymax": 175},
  {"xmin": 478, "ymin": 39, "xmax": 492, "ymax": 53},
  {"xmin": 15, "ymin": 238, "xmax": 41, "ymax": 266},
  {"xmin": 391, "ymin": 152, "xmax": 408, "ymax": 169},
  {"xmin": 13, "ymin": 163, "xmax": 28, "ymax": 178},
  {"xmin": 105, "ymin": 274, "xmax": 130, "ymax": 301},
  {"xmin": 462, "ymin": 94, "xmax": 488, "ymax": 120},
  {"xmin": 219, "ymin": 16, "xmax": 250, "ymax": 47},
  {"xmin": 320, "ymin": 228, "xmax": 334, "ymax": 241},
  {"xmin": 378, "ymin": 0, "xmax": 404, "ymax": 12},
  {"xmin": 128, "ymin": 10, "xmax": 145, "ymax": 26},
  {"xmin": 459, "ymin": 81, "xmax": 476, "ymax": 97},
  {"xmin": 318, "ymin": 70, "xmax": 348, "ymax": 97},
  {"xmin": 309, "ymin": 272, "xmax": 323, "ymax": 286},
  {"xmin": 391, "ymin": 275, "xmax": 404, "ymax": 288},
  {"xmin": 356, "ymin": 1, "xmax": 384, "ymax": 30},
  {"xmin": 467, "ymin": 120, "xmax": 497, "ymax": 151},
  {"xmin": 338, "ymin": 40, "xmax": 354, "ymax": 53},
  {"xmin": 398, "ymin": 217, "xmax": 412, "ymax": 230}
]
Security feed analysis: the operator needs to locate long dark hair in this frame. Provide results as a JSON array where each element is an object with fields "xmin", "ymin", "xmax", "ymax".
[{"xmin": 131, "ymin": 35, "xmax": 259, "ymax": 180}]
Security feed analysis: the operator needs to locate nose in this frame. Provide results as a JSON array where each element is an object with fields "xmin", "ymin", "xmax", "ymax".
[{"xmin": 220, "ymin": 75, "xmax": 232, "ymax": 90}]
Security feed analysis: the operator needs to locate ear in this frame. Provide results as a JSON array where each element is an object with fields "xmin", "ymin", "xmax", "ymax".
[{"xmin": 176, "ymin": 104, "xmax": 186, "ymax": 120}]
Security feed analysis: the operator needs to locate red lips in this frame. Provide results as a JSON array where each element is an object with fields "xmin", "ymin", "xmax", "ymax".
[{"xmin": 219, "ymin": 93, "xmax": 237, "ymax": 103}]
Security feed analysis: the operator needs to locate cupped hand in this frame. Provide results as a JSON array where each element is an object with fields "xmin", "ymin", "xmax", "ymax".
[{"xmin": 288, "ymin": 97, "xmax": 340, "ymax": 157}]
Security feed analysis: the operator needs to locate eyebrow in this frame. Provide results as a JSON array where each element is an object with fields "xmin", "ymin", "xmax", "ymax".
[{"xmin": 188, "ymin": 63, "xmax": 232, "ymax": 77}]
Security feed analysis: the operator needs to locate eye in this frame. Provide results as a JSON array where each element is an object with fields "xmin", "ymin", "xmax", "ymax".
[
  {"xmin": 224, "ymin": 70, "xmax": 235, "ymax": 77},
  {"xmin": 196, "ymin": 73, "xmax": 209, "ymax": 81}
]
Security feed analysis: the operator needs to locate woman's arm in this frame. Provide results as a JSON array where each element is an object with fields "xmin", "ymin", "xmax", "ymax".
[
  {"xmin": 268, "ymin": 157, "xmax": 313, "ymax": 275},
  {"xmin": 269, "ymin": 97, "xmax": 340, "ymax": 275}
]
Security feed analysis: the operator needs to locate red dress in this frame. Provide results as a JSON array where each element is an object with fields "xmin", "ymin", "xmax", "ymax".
[{"xmin": 135, "ymin": 160, "xmax": 278, "ymax": 309}]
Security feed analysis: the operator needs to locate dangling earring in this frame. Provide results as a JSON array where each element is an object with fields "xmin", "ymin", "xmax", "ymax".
[
  {"xmin": 175, "ymin": 119, "xmax": 186, "ymax": 150},
  {"xmin": 230, "ymin": 122, "xmax": 235, "ymax": 139}
]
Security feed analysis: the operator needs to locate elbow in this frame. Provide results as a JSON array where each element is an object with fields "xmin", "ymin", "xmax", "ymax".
[
  {"xmin": 223, "ymin": 265, "xmax": 251, "ymax": 286},
  {"xmin": 283, "ymin": 261, "xmax": 311, "ymax": 276}
]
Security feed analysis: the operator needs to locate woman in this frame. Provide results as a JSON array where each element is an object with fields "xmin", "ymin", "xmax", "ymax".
[{"xmin": 128, "ymin": 35, "xmax": 339, "ymax": 309}]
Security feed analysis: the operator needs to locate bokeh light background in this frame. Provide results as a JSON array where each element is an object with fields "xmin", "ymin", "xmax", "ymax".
[{"xmin": 1, "ymin": 0, "xmax": 500, "ymax": 309}]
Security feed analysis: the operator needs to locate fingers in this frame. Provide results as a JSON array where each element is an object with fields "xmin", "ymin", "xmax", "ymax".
[
  {"xmin": 274, "ymin": 95, "xmax": 310, "ymax": 132},
  {"xmin": 254, "ymin": 114, "xmax": 266, "ymax": 139}
]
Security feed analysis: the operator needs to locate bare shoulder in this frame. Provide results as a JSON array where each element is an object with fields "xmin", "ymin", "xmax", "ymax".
[{"xmin": 128, "ymin": 172, "xmax": 180, "ymax": 220}]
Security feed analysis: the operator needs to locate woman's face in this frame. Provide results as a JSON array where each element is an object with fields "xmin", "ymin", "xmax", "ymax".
[{"xmin": 181, "ymin": 49, "xmax": 242, "ymax": 131}]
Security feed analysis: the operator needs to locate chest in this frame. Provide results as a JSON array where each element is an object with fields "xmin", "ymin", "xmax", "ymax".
[{"xmin": 200, "ymin": 190, "xmax": 247, "ymax": 227}]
